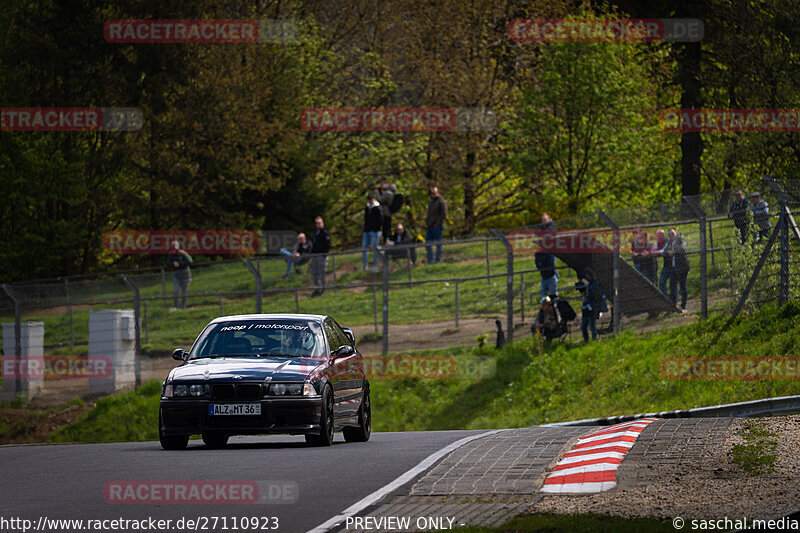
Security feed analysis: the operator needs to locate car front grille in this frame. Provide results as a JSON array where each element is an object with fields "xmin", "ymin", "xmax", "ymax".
[{"xmin": 211, "ymin": 383, "xmax": 262, "ymax": 400}]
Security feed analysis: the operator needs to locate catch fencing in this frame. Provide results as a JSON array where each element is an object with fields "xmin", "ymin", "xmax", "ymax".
[{"xmin": 0, "ymin": 177, "xmax": 797, "ymax": 402}]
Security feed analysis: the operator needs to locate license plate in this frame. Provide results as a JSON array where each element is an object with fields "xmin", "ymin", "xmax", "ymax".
[{"xmin": 209, "ymin": 403, "xmax": 261, "ymax": 416}]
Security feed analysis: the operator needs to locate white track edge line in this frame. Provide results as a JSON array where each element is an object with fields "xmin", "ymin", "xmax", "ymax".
[{"xmin": 306, "ymin": 429, "xmax": 505, "ymax": 533}]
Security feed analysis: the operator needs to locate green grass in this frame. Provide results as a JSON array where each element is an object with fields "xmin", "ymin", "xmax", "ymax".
[
  {"xmin": 447, "ymin": 512, "xmax": 675, "ymax": 532},
  {"xmin": 730, "ymin": 419, "xmax": 778, "ymax": 475},
  {"xmin": 47, "ymin": 301, "xmax": 800, "ymax": 442}
]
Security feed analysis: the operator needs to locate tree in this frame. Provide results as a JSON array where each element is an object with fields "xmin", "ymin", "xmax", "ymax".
[{"xmin": 503, "ymin": 31, "xmax": 677, "ymax": 215}]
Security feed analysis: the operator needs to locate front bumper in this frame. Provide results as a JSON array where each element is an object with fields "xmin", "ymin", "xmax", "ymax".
[{"xmin": 160, "ymin": 398, "xmax": 323, "ymax": 436}]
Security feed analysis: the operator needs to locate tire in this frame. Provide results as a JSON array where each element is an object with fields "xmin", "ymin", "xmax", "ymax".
[
  {"xmin": 305, "ymin": 385, "xmax": 334, "ymax": 447},
  {"xmin": 202, "ymin": 431, "xmax": 229, "ymax": 448},
  {"xmin": 343, "ymin": 385, "xmax": 371, "ymax": 443},
  {"xmin": 159, "ymin": 412, "xmax": 189, "ymax": 450}
]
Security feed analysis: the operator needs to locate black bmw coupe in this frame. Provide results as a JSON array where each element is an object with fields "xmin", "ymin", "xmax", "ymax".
[{"xmin": 158, "ymin": 314, "xmax": 370, "ymax": 449}]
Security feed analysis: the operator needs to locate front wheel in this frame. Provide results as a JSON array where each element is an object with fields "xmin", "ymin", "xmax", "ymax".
[
  {"xmin": 343, "ymin": 386, "xmax": 371, "ymax": 443},
  {"xmin": 159, "ymin": 412, "xmax": 189, "ymax": 450},
  {"xmin": 305, "ymin": 385, "xmax": 334, "ymax": 447}
]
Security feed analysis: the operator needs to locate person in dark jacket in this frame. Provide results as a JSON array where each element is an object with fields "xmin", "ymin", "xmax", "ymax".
[
  {"xmin": 310, "ymin": 216, "xmax": 330, "ymax": 297},
  {"xmin": 386, "ymin": 223, "xmax": 417, "ymax": 264},
  {"xmin": 535, "ymin": 213, "xmax": 558, "ymax": 299},
  {"xmin": 653, "ymin": 229, "xmax": 670, "ymax": 296},
  {"xmin": 631, "ymin": 230, "xmax": 657, "ymax": 284},
  {"xmin": 750, "ymin": 192, "xmax": 771, "ymax": 242},
  {"xmin": 362, "ymin": 193, "xmax": 383, "ymax": 271},
  {"xmin": 578, "ymin": 269, "xmax": 607, "ymax": 342},
  {"xmin": 374, "ymin": 180, "xmax": 397, "ymax": 241},
  {"xmin": 728, "ymin": 189, "xmax": 749, "ymax": 244},
  {"xmin": 425, "ymin": 186, "xmax": 447, "ymax": 264},
  {"xmin": 665, "ymin": 227, "xmax": 690, "ymax": 311},
  {"xmin": 167, "ymin": 240, "xmax": 193, "ymax": 310}
]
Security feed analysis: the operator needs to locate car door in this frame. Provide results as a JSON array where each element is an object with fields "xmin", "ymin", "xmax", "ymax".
[{"xmin": 330, "ymin": 319, "xmax": 363, "ymax": 420}]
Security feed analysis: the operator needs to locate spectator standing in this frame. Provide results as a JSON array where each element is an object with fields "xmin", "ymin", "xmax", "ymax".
[
  {"xmin": 279, "ymin": 233, "xmax": 311, "ymax": 280},
  {"xmin": 750, "ymin": 192, "xmax": 771, "ymax": 241},
  {"xmin": 425, "ymin": 186, "xmax": 447, "ymax": 264},
  {"xmin": 167, "ymin": 241, "xmax": 193, "ymax": 310},
  {"xmin": 386, "ymin": 223, "xmax": 417, "ymax": 264},
  {"xmin": 374, "ymin": 180, "xmax": 397, "ymax": 241},
  {"xmin": 362, "ymin": 193, "xmax": 383, "ymax": 271},
  {"xmin": 535, "ymin": 213, "xmax": 558, "ymax": 299},
  {"xmin": 310, "ymin": 216, "xmax": 330, "ymax": 297},
  {"xmin": 728, "ymin": 189, "xmax": 750, "ymax": 244},
  {"xmin": 654, "ymin": 229, "xmax": 670, "ymax": 296},
  {"xmin": 578, "ymin": 268, "xmax": 607, "ymax": 342},
  {"xmin": 665, "ymin": 227, "xmax": 690, "ymax": 311},
  {"xmin": 533, "ymin": 296, "xmax": 561, "ymax": 341},
  {"xmin": 631, "ymin": 230, "xmax": 657, "ymax": 284}
]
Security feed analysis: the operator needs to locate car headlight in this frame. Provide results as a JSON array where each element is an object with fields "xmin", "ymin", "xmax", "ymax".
[
  {"xmin": 162, "ymin": 383, "xmax": 208, "ymax": 398},
  {"xmin": 265, "ymin": 382, "xmax": 318, "ymax": 397},
  {"xmin": 189, "ymin": 384, "xmax": 207, "ymax": 397}
]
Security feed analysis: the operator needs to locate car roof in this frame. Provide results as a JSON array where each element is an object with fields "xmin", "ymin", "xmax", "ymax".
[{"xmin": 208, "ymin": 313, "xmax": 329, "ymax": 324}]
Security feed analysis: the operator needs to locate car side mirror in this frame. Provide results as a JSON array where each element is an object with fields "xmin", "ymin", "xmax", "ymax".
[
  {"xmin": 172, "ymin": 348, "xmax": 188, "ymax": 362},
  {"xmin": 334, "ymin": 345, "xmax": 354, "ymax": 358},
  {"xmin": 342, "ymin": 328, "xmax": 355, "ymax": 345}
]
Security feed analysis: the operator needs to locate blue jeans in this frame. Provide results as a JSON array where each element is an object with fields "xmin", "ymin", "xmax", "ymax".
[
  {"xmin": 426, "ymin": 226, "xmax": 444, "ymax": 264},
  {"xmin": 670, "ymin": 270, "xmax": 688, "ymax": 309},
  {"xmin": 540, "ymin": 272, "xmax": 558, "ymax": 300},
  {"xmin": 280, "ymin": 248, "xmax": 296, "ymax": 277},
  {"xmin": 659, "ymin": 266, "xmax": 672, "ymax": 296},
  {"xmin": 581, "ymin": 314, "xmax": 597, "ymax": 341},
  {"xmin": 362, "ymin": 231, "xmax": 381, "ymax": 269}
]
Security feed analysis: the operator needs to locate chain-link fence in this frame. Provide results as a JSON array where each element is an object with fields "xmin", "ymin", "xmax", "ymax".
[{"xmin": 1, "ymin": 178, "xmax": 797, "ymax": 404}]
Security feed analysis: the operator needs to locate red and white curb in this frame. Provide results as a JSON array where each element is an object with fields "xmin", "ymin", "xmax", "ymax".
[{"xmin": 541, "ymin": 418, "xmax": 658, "ymax": 494}]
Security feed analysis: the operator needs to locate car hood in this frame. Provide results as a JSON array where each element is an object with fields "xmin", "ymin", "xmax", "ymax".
[{"xmin": 168, "ymin": 357, "xmax": 324, "ymax": 383}]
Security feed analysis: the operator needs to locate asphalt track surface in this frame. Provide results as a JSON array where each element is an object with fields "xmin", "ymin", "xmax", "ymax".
[{"xmin": 0, "ymin": 430, "xmax": 497, "ymax": 533}]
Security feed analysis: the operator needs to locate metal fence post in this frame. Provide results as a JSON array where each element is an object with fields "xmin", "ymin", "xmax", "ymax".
[
  {"xmin": 520, "ymin": 273, "xmax": 525, "ymax": 324},
  {"xmin": 242, "ymin": 259, "xmax": 262, "ymax": 313},
  {"xmin": 379, "ymin": 249, "xmax": 389, "ymax": 355},
  {"xmin": 2, "ymin": 284, "xmax": 22, "ymax": 395},
  {"xmin": 779, "ymin": 198, "xmax": 789, "ymax": 306},
  {"xmin": 490, "ymin": 229, "xmax": 513, "ymax": 343},
  {"xmin": 371, "ymin": 285, "xmax": 378, "ymax": 333},
  {"xmin": 65, "ymin": 278, "xmax": 74, "ymax": 346},
  {"xmin": 331, "ymin": 254, "xmax": 337, "ymax": 287},
  {"xmin": 120, "ymin": 274, "xmax": 141, "ymax": 389},
  {"xmin": 160, "ymin": 267, "xmax": 167, "ymax": 308},
  {"xmin": 454, "ymin": 280, "xmax": 460, "ymax": 327},
  {"xmin": 685, "ymin": 199, "xmax": 708, "ymax": 318},
  {"xmin": 596, "ymin": 211, "xmax": 620, "ymax": 334},
  {"xmin": 485, "ymin": 237, "xmax": 491, "ymax": 285}
]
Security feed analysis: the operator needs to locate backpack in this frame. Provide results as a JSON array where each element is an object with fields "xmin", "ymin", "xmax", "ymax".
[{"xmin": 389, "ymin": 193, "xmax": 404, "ymax": 213}]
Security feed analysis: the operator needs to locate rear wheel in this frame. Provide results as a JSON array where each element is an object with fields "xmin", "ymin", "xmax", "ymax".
[
  {"xmin": 305, "ymin": 385, "xmax": 334, "ymax": 447},
  {"xmin": 202, "ymin": 431, "xmax": 229, "ymax": 448},
  {"xmin": 343, "ymin": 386, "xmax": 371, "ymax": 443},
  {"xmin": 159, "ymin": 413, "xmax": 189, "ymax": 450}
]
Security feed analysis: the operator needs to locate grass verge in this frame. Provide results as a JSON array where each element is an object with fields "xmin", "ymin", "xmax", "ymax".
[{"xmin": 41, "ymin": 301, "xmax": 800, "ymax": 443}]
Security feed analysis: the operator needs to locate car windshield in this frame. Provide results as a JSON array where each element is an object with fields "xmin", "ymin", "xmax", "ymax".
[{"xmin": 189, "ymin": 319, "xmax": 325, "ymax": 359}]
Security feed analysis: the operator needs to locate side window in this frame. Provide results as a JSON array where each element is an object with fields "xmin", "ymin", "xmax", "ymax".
[
  {"xmin": 331, "ymin": 321, "xmax": 352, "ymax": 348},
  {"xmin": 322, "ymin": 321, "xmax": 339, "ymax": 353}
]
